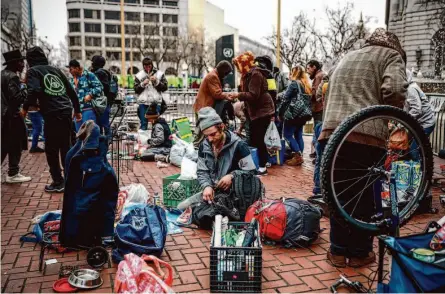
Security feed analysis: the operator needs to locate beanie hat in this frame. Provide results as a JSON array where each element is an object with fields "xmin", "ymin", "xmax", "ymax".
[
  {"xmin": 197, "ymin": 107, "xmax": 223, "ymax": 131},
  {"xmin": 145, "ymin": 102, "xmax": 163, "ymax": 116},
  {"xmin": 232, "ymin": 51, "xmax": 255, "ymax": 76},
  {"xmin": 91, "ymin": 55, "xmax": 106, "ymax": 68}
]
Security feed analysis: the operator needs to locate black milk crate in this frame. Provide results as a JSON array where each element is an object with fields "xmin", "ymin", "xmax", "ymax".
[{"xmin": 210, "ymin": 222, "xmax": 262, "ymax": 293}]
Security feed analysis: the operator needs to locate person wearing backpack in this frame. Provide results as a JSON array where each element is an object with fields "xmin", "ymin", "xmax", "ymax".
[
  {"xmin": 67, "ymin": 59, "xmax": 103, "ymax": 131},
  {"xmin": 1, "ymin": 49, "xmax": 31, "ymax": 183},
  {"xmin": 90, "ymin": 55, "xmax": 116, "ymax": 137}
]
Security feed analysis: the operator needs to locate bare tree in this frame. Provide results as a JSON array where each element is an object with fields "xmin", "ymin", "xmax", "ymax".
[
  {"xmin": 134, "ymin": 23, "xmax": 178, "ymax": 69},
  {"xmin": 265, "ymin": 12, "xmax": 316, "ymax": 70},
  {"xmin": 307, "ymin": 3, "xmax": 371, "ymax": 59}
]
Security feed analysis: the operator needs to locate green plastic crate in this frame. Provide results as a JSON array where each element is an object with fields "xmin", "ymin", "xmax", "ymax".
[{"xmin": 162, "ymin": 174, "xmax": 202, "ymax": 207}]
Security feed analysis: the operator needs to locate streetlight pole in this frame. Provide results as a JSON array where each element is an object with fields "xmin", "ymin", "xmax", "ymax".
[
  {"xmin": 276, "ymin": 0, "xmax": 281, "ymax": 69},
  {"xmin": 120, "ymin": 0, "xmax": 126, "ymax": 81}
]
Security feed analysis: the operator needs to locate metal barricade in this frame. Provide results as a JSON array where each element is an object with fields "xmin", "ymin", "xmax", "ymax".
[
  {"xmin": 163, "ymin": 90, "xmax": 199, "ymax": 127},
  {"xmin": 427, "ymin": 93, "xmax": 445, "ymax": 155}
]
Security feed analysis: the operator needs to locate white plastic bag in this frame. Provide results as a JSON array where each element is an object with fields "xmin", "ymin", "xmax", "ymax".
[
  {"xmin": 120, "ymin": 183, "xmax": 150, "ymax": 204},
  {"xmin": 170, "ymin": 144, "xmax": 186, "ymax": 167},
  {"xmin": 264, "ymin": 122, "xmax": 282, "ymax": 152},
  {"xmin": 137, "ymin": 130, "xmax": 151, "ymax": 148},
  {"xmin": 184, "ymin": 144, "xmax": 198, "ymax": 162},
  {"xmin": 178, "ymin": 157, "xmax": 197, "ymax": 180},
  {"xmin": 169, "ymin": 134, "xmax": 196, "ymax": 167}
]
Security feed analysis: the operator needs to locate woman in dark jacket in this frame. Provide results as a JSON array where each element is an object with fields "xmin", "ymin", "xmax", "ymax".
[
  {"xmin": 232, "ymin": 53, "xmax": 275, "ymax": 175},
  {"xmin": 278, "ymin": 65, "xmax": 312, "ymax": 166}
]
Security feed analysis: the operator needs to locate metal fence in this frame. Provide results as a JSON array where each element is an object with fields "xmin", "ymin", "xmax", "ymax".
[
  {"xmin": 428, "ymin": 93, "xmax": 445, "ymax": 155},
  {"xmin": 122, "ymin": 90, "xmax": 445, "ymax": 154}
]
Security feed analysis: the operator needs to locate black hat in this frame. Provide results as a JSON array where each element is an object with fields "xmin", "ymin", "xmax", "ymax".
[
  {"xmin": 66, "ymin": 59, "xmax": 81, "ymax": 68},
  {"xmin": 255, "ymin": 55, "xmax": 273, "ymax": 71},
  {"xmin": 2, "ymin": 49, "xmax": 24, "ymax": 65},
  {"xmin": 91, "ymin": 55, "xmax": 106, "ymax": 68}
]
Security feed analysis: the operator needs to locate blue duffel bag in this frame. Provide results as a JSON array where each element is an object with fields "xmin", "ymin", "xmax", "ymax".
[
  {"xmin": 112, "ymin": 204, "xmax": 167, "ymax": 263},
  {"xmin": 20, "ymin": 211, "xmax": 61, "ymax": 243}
]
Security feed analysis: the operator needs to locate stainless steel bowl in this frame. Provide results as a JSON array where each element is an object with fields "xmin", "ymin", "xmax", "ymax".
[{"xmin": 68, "ymin": 269, "xmax": 103, "ymax": 289}]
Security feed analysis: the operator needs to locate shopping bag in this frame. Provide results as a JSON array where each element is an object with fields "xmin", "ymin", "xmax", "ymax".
[
  {"xmin": 388, "ymin": 128, "xmax": 409, "ymax": 151},
  {"xmin": 114, "ymin": 253, "xmax": 175, "ymax": 294},
  {"xmin": 264, "ymin": 121, "xmax": 281, "ymax": 153}
]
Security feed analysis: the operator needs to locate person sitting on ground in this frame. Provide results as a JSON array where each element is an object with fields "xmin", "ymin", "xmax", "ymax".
[
  {"xmin": 177, "ymin": 107, "xmax": 257, "ymax": 210},
  {"xmin": 140, "ymin": 102, "xmax": 172, "ymax": 162}
]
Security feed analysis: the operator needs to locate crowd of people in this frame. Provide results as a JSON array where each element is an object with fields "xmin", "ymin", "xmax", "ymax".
[{"xmin": 1, "ymin": 27, "xmax": 439, "ymax": 268}]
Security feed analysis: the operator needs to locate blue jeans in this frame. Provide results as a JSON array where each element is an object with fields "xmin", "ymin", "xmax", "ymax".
[
  {"xmin": 98, "ymin": 106, "xmax": 111, "ymax": 138},
  {"xmin": 283, "ymin": 124, "xmax": 304, "ymax": 153},
  {"xmin": 410, "ymin": 124, "xmax": 435, "ymax": 161},
  {"xmin": 29, "ymin": 112, "xmax": 44, "ymax": 149},
  {"xmin": 138, "ymin": 104, "xmax": 149, "ymax": 130},
  {"xmin": 75, "ymin": 109, "xmax": 97, "ymax": 131},
  {"xmin": 313, "ymin": 122, "xmax": 324, "ymax": 195}
]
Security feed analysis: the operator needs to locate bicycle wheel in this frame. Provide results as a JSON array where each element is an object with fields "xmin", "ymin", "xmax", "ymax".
[{"xmin": 321, "ymin": 106, "xmax": 433, "ymax": 234}]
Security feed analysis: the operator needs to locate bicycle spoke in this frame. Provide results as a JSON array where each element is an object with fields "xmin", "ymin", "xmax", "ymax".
[
  {"xmin": 350, "ymin": 175, "xmax": 373, "ymax": 218},
  {"xmin": 334, "ymin": 168, "xmax": 371, "ymax": 171},
  {"xmin": 334, "ymin": 173, "xmax": 376, "ymax": 184},
  {"xmin": 336, "ymin": 155, "xmax": 369, "ymax": 168},
  {"xmin": 342, "ymin": 175, "xmax": 380, "ymax": 211},
  {"xmin": 336, "ymin": 171, "xmax": 375, "ymax": 198}
]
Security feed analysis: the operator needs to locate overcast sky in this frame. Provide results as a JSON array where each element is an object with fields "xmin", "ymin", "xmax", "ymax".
[{"xmin": 33, "ymin": 0, "xmax": 386, "ymax": 49}]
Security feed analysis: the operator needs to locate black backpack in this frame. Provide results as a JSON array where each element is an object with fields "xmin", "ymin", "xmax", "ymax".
[{"xmin": 231, "ymin": 170, "xmax": 264, "ymax": 220}]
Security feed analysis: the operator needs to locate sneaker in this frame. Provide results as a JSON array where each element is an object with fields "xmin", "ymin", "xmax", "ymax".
[
  {"xmin": 29, "ymin": 147, "xmax": 45, "ymax": 153},
  {"xmin": 327, "ymin": 250, "xmax": 347, "ymax": 268},
  {"xmin": 6, "ymin": 173, "xmax": 32, "ymax": 183},
  {"xmin": 348, "ymin": 252, "xmax": 376, "ymax": 268},
  {"xmin": 256, "ymin": 168, "xmax": 268, "ymax": 176},
  {"xmin": 45, "ymin": 182, "xmax": 64, "ymax": 193},
  {"xmin": 265, "ymin": 162, "xmax": 271, "ymax": 168}
]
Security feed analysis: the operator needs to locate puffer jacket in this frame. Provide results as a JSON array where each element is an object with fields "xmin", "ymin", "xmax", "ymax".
[
  {"xmin": 59, "ymin": 122, "xmax": 118, "ymax": 247},
  {"xmin": 197, "ymin": 131, "xmax": 256, "ymax": 189},
  {"xmin": 404, "ymin": 70, "xmax": 435, "ymax": 129},
  {"xmin": 238, "ymin": 67, "xmax": 275, "ymax": 121}
]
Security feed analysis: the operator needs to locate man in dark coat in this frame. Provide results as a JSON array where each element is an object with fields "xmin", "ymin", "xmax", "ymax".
[
  {"xmin": 1, "ymin": 49, "xmax": 31, "ymax": 183},
  {"xmin": 90, "ymin": 55, "xmax": 112, "ymax": 137},
  {"xmin": 22, "ymin": 46, "xmax": 82, "ymax": 193}
]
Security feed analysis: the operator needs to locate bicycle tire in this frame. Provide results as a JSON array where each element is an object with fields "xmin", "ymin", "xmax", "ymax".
[{"xmin": 321, "ymin": 105, "xmax": 433, "ymax": 234}]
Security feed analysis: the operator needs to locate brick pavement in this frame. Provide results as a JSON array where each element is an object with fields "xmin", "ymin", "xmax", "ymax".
[{"xmin": 1, "ymin": 137, "xmax": 444, "ymax": 293}]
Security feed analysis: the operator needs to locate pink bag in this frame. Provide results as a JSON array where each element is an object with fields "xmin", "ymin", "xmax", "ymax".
[{"xmin": 114, "ymin": 253, "xmax": 175, "ymax": 294}]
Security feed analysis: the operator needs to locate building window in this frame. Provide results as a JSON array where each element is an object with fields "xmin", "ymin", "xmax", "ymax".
[
  {"xmin": 104, "ymin": 0, "xmax": 120, "ymax": 3},
  {"xmin": 125, "ymin": 25, "xmax": 140, "ymax": 34},
  {"xmin": 125, "ymin": 38, "xmax": 141, "ymax": 48},
  {"xmin": 84, "ymin": 9, "xmax": 101, "ymax": 19},
  {"xmin": 144, "ymin": 26, "xmax": 160, "ymax": 35},
  {"xmin": 106, "ymin": 24, "xmax": 121, "ymax": 34},
  {"xmin": 68, "ymin": 9, "xmax": 80, "ymax": 19},
  {"xmin": 125, "ymin": 12, "xmax": 140, "ymax": 21},
  {"xmin": 106, "ymin": 51, "xmax": 121, "ymax": 60},
  {"xmin": 163, "ymin": 38, "xmax": 177, "ymax": 49},
  {"xmin": 69, "ymin": 23, "xmax": 81, "ymax": 32},
  {"xmin": 163, "ymin": 27, "xmax": 178, "ymax": 37},
  {"xmin": 144, "ymin": 13, "xmax": 159, "ymax": 22},
  {"xmin": 163, "ymin": 1, "xmax": 178, "ymax": 7},
  {"xmin": 162, "ymin": 14, "xmax": 178, "ymax": 24},
  {"xmin": 69, "ymin": 36, "xmax": 81, "ymax": 46},
  {"xmin": 106, "ymin": 38, "xmax": 121, "ymax": 47},
  {"xmin": 144, "ymin": 0, "xmax": 159, "ymax": 5},
  {"xmin": 125, "ymin": 52, "xmax": 141, "ymax": 61},
  {"xmin": 124, "ymin": 0, "xmax": 138, "ymax": 3},
  {"xmin": 85, "ymin": 23, "xmax": 101, "ymax": 33},
  {"xmin": 85, "ymin": 37, "xmax": 102, "ymax": 47},
  {"xmin": 70, "ymin": 50, "xmax": 82, "ymax": 60},
  {"xmin": 86, "ymin": 50, "xmax": 102, "ymax": 60},
  {"xmin": 104, "ymin": 11, "xmax": 120, "ymax": 20}
]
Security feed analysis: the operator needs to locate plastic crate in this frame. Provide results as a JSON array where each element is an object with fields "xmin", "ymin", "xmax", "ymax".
[
  {"xmin": 210, "ymin": 222, "xmax": 262, "ymax": 293},
  {"xmin": 162, "ymin": 174, "xmax": 201, "ymax": 207}
]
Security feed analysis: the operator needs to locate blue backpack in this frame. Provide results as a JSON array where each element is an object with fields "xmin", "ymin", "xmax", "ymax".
[
  {"xmin": 20, "ymin": 211, "xmax": 61, "ymax": 243},
  {"xmin": 112, "ymin": 205, "xmax": 167, "ymax": 263}
]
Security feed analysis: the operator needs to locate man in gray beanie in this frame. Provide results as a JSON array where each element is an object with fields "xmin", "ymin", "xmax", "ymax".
[{"xmin": 177, "ymin": 107, "xmax": 256, "ymax": 209}]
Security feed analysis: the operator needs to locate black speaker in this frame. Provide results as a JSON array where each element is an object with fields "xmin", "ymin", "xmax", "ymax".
[{"xmin": 215, "ymin": 34, "xmax": 235, "ymax": 88}]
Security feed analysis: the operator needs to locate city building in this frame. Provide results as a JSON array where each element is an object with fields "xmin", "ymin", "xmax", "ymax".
[
  {"xmin": 239, "ymin": 35, "xmax": 274, "ymax": 60},
  {"xmin": 66, "ymin": 0, "xmax": 186, "ymax": 74},
  {"xmin": 386, "ymin": 0, "xmax": 445, "ymax": 78},
  {"xmin": 1, "ymin": 0, "xmax": 35, "ymax": 64}
]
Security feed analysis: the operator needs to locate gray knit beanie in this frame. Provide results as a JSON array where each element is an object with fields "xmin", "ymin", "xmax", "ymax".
[{"xmin": 197, "ymin": 107, "xmax": 223, "ymax": 131}]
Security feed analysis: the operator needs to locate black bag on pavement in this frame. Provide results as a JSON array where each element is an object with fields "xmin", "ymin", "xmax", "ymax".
[{"xmin": 231, "ymin": 170, "xmax": 264, "ymax": 220}]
